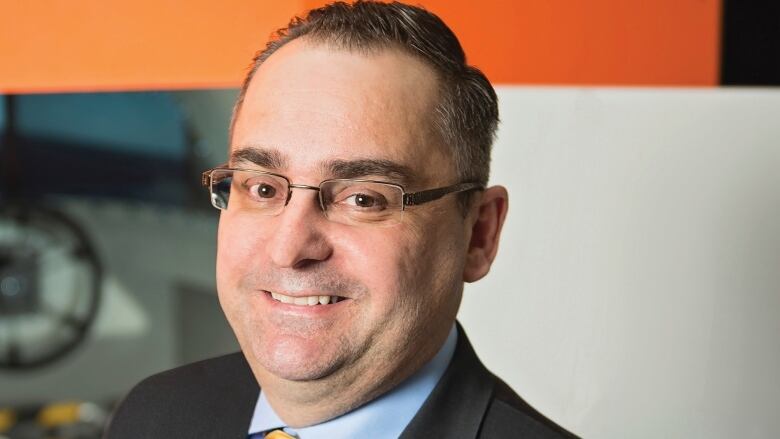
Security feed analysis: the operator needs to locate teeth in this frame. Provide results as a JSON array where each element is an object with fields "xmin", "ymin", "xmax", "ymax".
[{"xmin": 270, "ymin": 292, "xmax": 341, "ymax": 306}]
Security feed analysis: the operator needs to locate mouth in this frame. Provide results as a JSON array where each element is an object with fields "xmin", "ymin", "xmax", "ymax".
[{"xmin": 264, "ymin": 290, "xmax": 347, "ymax": 306}]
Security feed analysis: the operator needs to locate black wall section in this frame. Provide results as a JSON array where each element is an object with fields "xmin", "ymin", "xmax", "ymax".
[{"xmin": 721, "ymin": 1, "xmax": 780, "ymax": 85}]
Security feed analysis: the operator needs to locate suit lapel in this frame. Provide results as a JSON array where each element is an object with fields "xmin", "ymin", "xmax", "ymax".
[
  {"xmin": 399, "ymin": 324, "xmax": 495, "ymax": 439},
  {"xmin": 211, "ymin": 353, "xmax": 261, "ymax": 438}
]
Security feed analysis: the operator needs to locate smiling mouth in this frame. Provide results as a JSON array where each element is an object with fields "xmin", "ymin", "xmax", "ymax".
[{"xmin": 266, "ymin": 291, "xmax": 345, "ymax": 306}]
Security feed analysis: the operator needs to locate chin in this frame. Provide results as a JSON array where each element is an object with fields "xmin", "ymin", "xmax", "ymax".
[{"xmin": 249, "ymin": 333, "xmax": 346, "ymax": 382}]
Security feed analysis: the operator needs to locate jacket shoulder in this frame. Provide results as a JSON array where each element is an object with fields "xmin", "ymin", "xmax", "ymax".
[
  {"xmin": 401, "ymin": 323, "xmax": 579, "ymax": 439},
  {"xmin": 105, "ymin": 352, "xmax": 259, "ymax": 439},
  {"xmin": 480, "ymin": 376, "xmax": 580, "ymax": 439}
]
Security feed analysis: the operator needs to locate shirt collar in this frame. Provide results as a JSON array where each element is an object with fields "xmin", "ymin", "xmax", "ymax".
[{"xmin": 249, "ymin": 324, "xmax": 458, "ymax": 438}]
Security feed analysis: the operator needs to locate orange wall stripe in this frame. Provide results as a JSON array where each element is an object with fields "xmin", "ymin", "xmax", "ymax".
[
  {"xmin": 0, "ymin": 0, "xmax": 721, "ymax": 93},
  {"xmin": 0, "ymin": 0, "xmax": 304, "ymax": 94},
  {"xmin": 420, "ymin": 0, "xmax": 721, "ymax": 86}
]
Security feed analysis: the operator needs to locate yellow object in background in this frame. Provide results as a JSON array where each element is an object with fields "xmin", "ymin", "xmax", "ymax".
[
  {"xmin": 0, "ymin": 408, "xmax": 17, "ymax": 433},
  {"xmin": 37, "ymin": 401, "xmax": 81, "ymax": 428}
]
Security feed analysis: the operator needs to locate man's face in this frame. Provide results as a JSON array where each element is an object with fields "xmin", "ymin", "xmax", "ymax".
[{"xmin": 218, "ymin": 39, "xmax": 471, "ymax": 393}]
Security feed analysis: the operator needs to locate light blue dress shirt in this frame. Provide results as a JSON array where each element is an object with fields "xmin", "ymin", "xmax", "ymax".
[{"xmin": 248, "ymin": 324, "xmax": 458, "ymax": 438}]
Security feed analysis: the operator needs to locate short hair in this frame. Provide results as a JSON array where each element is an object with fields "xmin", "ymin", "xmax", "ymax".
[{"xmin": 231, "ymin": 0, "xmax": 499, "ymax": 189}]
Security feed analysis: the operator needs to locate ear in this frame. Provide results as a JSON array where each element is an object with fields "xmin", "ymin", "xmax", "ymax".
[{"xmin": 463, "ymin": 185, "xmax": 509, "ymax": 282}]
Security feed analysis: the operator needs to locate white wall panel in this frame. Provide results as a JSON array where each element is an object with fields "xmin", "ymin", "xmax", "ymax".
[{"xmin": 458, "ymin": 87, "xmax": 780, "ymax": 438}]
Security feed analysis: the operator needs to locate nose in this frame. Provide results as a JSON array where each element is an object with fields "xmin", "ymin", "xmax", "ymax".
[{"xmin": 266, "ymin": 187, "xmax": 332, "ymax": 269}]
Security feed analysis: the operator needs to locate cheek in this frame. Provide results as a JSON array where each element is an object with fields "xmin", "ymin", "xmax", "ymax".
[
  {"xmin": 332, "ymin": 227, "xmax": 406, "ymax": 294},
  {"xmin": 328, "ymin": 225, "xmax": 424, "ymax": 330},
  {"xmin": 216, "ymin": 213, "xmax": 263, "ymax": 295},
  {"xmin": 401, "ymin": 213, "xmax": 468, "ymax": 304}
]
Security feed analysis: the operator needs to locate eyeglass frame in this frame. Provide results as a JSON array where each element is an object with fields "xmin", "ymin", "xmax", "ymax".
[{"xmin": 200, "ymin": 165, "xmax": 484, "ymax": 213}]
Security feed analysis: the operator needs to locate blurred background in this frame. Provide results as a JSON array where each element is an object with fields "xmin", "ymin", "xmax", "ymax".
[{"xmin": 0, "ymin": 1, "xmax": 778, "ymax": 438}]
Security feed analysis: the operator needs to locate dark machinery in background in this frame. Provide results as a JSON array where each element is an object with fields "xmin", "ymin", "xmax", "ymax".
[
  {"xmin": 0, "ymin": 91, "xmax": 204, "ymax": 438},
  {"xmin": 0, "ymin": 204, "xmax": 102, "ymax": 370}
]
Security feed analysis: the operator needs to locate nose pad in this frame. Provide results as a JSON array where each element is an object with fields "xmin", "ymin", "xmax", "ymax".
[{"xmin": 286, "ymin": 184, "xmax": 323, "ymax": 210}]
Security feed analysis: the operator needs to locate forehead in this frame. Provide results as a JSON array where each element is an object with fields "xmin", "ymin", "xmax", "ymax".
[{"xmin": 231, "ymin": 39, "xmax": 453, "ymax": 185}]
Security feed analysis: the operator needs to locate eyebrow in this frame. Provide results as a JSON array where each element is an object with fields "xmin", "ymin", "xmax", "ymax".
[
  {"xmin": 324, "ymin": 159, "xmax": 416, "ymax": 186},
  {"xmin": 229, "ymin": 146, "xmax": 416, "ymax": 186},
  {"xmin": 230, "ymin": 146, "xmax": 288, "ymax": 170}
]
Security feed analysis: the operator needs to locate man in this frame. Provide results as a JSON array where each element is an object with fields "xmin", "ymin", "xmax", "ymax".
[{"xmin": 106, "ymin": 2, "xmax": 577, "ymax": 438}]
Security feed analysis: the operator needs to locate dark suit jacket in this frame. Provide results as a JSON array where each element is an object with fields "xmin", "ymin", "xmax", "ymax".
[{"xmin": 106, "ymin": 326, "xmax": 578, "ymax": 438}]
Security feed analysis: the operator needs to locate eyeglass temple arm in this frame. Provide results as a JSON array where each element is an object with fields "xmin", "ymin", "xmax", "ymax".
[{"xmin": 403, "ymin": 182, "xmax": 483, "ymax": 206}]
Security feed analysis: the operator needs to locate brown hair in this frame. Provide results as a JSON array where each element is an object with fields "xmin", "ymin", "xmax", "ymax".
[{"xmin": 231, "ymin": 1, "xmax": 499, "ymax": 188}]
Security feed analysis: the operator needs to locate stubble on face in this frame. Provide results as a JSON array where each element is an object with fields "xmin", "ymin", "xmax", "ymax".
[{"xmin": 232, "ymin": 265, "xmax": 370, "ymax": 379}]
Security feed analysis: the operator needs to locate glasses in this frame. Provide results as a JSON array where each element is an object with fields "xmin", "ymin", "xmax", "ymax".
[{"xmin": 201, "ymin": 167, "xmax": 483, "ymax": 226}]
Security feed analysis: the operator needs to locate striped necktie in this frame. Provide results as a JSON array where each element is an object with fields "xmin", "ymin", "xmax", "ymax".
[{"xmin": 248, "ymin": 429, "xmax": 297, "ymax": 439}]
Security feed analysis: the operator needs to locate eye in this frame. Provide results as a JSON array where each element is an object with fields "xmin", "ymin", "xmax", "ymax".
[
  {"xmin": 239, "ymin": 175, "xmax": 285, "ymax": 203},
  {"xmin": 348, "ymin": 193, "xmax": 376, "ymax": 207},
  {"xmin": 341, "ymin": 192, "xmax": 388, "ymax": 210},
  {"xmin": 250, "ymin": 183, "xmax": 277, "ymax": 199}
]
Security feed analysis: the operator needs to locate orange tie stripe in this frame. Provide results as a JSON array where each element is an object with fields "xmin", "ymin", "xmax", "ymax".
[{"xmin": 265, "ymin": 429, "xmax": 296, "ymax": 439}]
